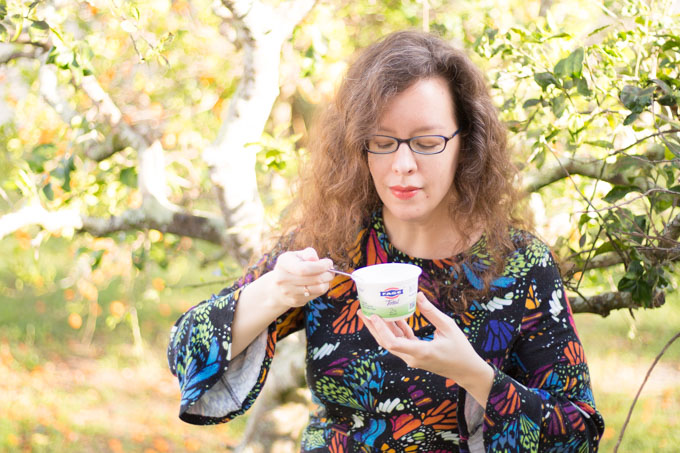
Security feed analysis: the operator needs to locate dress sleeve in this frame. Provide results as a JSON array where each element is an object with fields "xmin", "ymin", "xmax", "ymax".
[
  {"xmin": 462, "ymin": 245, "xmax": 605, "ymax": 452},
  {"xmin": 166, "ymin": 249, "xmax": 305, "ymax": 425}
]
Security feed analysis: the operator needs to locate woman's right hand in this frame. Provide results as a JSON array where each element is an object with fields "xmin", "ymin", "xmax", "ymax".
[{"xmin": 267, "ymin": 247, "xmax": 334, "ymax": 310}]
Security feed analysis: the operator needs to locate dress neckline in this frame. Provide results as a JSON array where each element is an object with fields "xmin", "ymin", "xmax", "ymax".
[{"xmin": 369, "ymin": 210, "xmax": 486, "ymax": 268}]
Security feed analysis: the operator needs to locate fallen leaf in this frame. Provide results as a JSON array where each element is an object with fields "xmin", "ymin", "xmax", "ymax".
[{"xmin": 68, "ymin": 313, "xmax": 83, "ymax": 330}]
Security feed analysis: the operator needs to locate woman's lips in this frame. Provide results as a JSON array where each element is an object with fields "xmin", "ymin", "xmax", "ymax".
[{"xmin": 390, "ymin": 186, "xmax": 420, "ymax": 200}]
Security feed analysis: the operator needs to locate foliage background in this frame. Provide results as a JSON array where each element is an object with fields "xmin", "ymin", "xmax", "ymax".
[{"xmin": 1, "ymin": 0, "xmax": 679, "ymax": 451}]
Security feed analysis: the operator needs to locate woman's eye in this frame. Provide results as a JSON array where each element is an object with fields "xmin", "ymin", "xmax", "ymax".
[
  {"xmin": 373, "ymin": 140, "xmax": 394, "ymax": 149},
  {"xmin": 412, "ymin": 138, "xmax": 440, "ymax": 149}
]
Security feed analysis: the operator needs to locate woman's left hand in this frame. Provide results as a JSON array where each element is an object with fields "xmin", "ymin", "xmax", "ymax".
[{"xmin": 359, "ymin": 292, "xmax": 494, "ymax": 406}]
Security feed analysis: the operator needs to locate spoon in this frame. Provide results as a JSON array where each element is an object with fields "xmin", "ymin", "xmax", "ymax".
[
  {"xmin": 329, "ymin": 268, "xmax": 354, "ymax": 278},
  {"xmin": 329, "ymin": 268, "xmax": 363, "ymax": 283}
]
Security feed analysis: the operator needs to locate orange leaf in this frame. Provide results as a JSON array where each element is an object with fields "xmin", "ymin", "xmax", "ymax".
[
  {"xmin": 77, "ymin": 280, "xmax": 98, "ymax": 302},
  {"xmin": 152, "ymin": 278, "xmax": 165, "ymax": 292},
  {"xmin": 184, "ymin": 438, "xmax": 201, "ymax": 452},
  {"xmin": 158, "ymin": 303, "xmax": 171, "ymax": 317},
  {"xmin": 152, "ymin": 438, "xmax": 169, "ymax": 452},
  {"xmin": 109, "ymin": 301, "xmax": 126, "ymax": 317},
  {"xmin": 68, "ymin": 313, "xmax": 82, "ymax": 330},
  {"xmin": 108, "ymin": 439, "xmax": 123, "ymax": 453}
]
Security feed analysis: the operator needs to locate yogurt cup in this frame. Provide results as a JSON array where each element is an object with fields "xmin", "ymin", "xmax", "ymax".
[{"xmin": 352, "ymin": 263, "xmax": 422, "ymax": 321}]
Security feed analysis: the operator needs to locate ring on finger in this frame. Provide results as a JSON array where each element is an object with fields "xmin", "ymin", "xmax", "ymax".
[{"xmin": 303, "ymin": 285, "xmax": 311, "ymax": 297}]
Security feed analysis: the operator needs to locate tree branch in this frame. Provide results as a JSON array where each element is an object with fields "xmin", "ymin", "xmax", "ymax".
[
  {"xmin": 0, "ymin": 48, "xmax": 43, "ymax": 64},
  {"xmin": 523, "ymin": 154, "xmax": 629, "ymax": 192},
  {"xmin": 13, "ymin": 38, "xmax": 50, "ymax": 51},
  {"xmin": 38, "ymin": 64, "xmax": 79, "ymax": 124},
  {"xmin": 0, "ymin": 201, "xmax": 228, "ymax": 245},
  {"xmin": 563, "ymin": 211, "xmax": 680, "ymax": 277},
  {"xmin": 570, "ymin": 290, "xmax": 665, "ymax": 316},
  {"xmin": 207, "ymin": 0, "xmax": 318, "ymax": 264},
  {"xmin": 78, "ymin": 74, "xmax": 151, "ymax": 157},
  {"xmin": 37, "ymin": 64, "xmax": 149, "ymax": 161}
]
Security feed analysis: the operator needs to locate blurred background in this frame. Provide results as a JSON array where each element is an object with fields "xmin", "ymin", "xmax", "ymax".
[{"xmin": 1, "ymin": 0, "xmax": 679, "ymax": 451}]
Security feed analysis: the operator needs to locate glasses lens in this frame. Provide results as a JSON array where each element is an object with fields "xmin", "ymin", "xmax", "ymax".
[
  {"xmin": 410, "ymin": 136, "xmax": 445, "ymax": 154},
  {"xmin": 367, "ymin": 136, "xmax": 398, "ymax": 153}
]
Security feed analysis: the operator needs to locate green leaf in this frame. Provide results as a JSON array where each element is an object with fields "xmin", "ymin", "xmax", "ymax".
[
  {"xmin": 651, "ymin": 78, "xmax": 673, "ymax": 95},
  {"xmin": 551, "ymin": 94, "xmax": 567, "ymax": 118},
  {"xmin": 548, "ymin": 32, "xmax": 572, "ymax": 40},
  {"xmin": 0, "ymin": 23, "xmax": 7, "ymax": 42},
  {"xmin": 52, "ymin": 154, "xmax": 76, "ymax": 192},
  {"xmin": 593, "ymin": 240, "xmax": 623, "ymax": 256},
  {"xmin": 554, "ymin": 47, "xmax": 584, "ymax": 80},
  {"xmin": 120, "ymin": 167, "xmax": 137, "ymax": 188},
  {"xmin": 533, "ymin": 146, "xmax": 546, "ymax": 168},
  {"xmin": 132, "ymin": 248, "xmax": 146, "ymax": 271},
  {"xmin": 504, "ymin": 120, "xmax": 522, "ymax": 132},
  {"xmin": 661, "ymin": 37, "xmax": 680, "ymax": 51},
  {"xmin": 91, "ymin": 250, "xmax": 105, "ymax": 270},
  {"xmin": 27, "ymin": 144, "xmax": 56, "ymax": 173},
  {"xmin": 579, "ymin": 233, "xmax": 587, "ymax": 248},
  {"xmin": 603, "ymin": 185, "xmax": 639, "ymax": 203},
  {"xmin": 9, "ymin": 13, "xmax": 23, "ymax": 41},
  {"xmin": 28, "ymin": 19, "xmax": 49, "ymax": 42},
  {"xmin": 624, "ymin": 260, "xmax": 644, "ymax": 280},
  {"xmin": 665, "ymin": 141, "xmax": 680, "ymax": 158},
  {"xmin": 576, "ymin": 77, "xmax": 592, "ymax": 96},
  {"xmin": 522, "ymin": 98, "xmax": 541, "ymax": 108},
  {"xmin": 633, "ymin": 215, "xmax": 647, "ymax": 237},
  {"xmin": 585, "ymin": 140, "xmax": 612, "ymax": 149},
  {"xmin": 534, "ymin": 72, "xmax": 559, "ymax": 90},
  {"xmin": 54, "ymin": 48, "xmax": 75, "ymax": 69},
  {"xmin": 545, "ymin": 129, "xmax": 560, "ymax": 142},
  {"xmin": 617, "ymin": 276, "xmax": 636, "ymax": 292},
  {"xmin": 657, "ymin": 94, "xmax": 678, "ymax": 107},
  {"xmin": 150, "ymin": 242, "xmax": 168, "ymax": 268},
  {"xmin": 623, "ymin": 112, "xmax": 639, "ymax": 126},
  {"xmin": 42, "ymin": 182, "xmax": 54, "ymax": 201},
  {"xmin": 632, "ymin": 280, "xmax": 653, "ymax": 305},
  {"xmin": 587, "ymin": 24, "xmax": 610, "ymax": 37},
  {"xmin": 620, "ymin": 85, "xmax": 654, "ymax": 113}
]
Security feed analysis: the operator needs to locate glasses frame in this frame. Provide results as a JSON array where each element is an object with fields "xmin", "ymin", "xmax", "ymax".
[{"xmin": 365, "ymin": 128, "xmax": 462, "ymax": 155}]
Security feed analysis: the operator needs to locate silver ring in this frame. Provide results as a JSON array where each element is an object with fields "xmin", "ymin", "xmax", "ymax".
[{"xmin": 303, "ymin": 286, "xmax": 311, "ymax": 297}]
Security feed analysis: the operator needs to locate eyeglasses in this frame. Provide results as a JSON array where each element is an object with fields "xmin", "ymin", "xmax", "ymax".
[{"xmin": 365, "ymin": 128, "xmax": 461, "ymax": 155}]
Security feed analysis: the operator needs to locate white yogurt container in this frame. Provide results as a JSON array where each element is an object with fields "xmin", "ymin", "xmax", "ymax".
[{"xmin": 352, "ymin": 263, "xmax": 422, "ymax": 321}]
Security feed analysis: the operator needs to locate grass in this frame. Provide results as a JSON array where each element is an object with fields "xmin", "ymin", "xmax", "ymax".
[
  {"xmin": 0, "ymin": 234, "xmax": 679, "ymax": 452},
  {"xmin": 576, "ymin": 299, "xmax": 680, "ymax": 452}
]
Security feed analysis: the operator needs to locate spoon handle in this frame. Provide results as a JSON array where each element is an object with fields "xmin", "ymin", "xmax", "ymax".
[{"xmin": 329, "ymin": 268, "xmax": 354, "ymax": 278}]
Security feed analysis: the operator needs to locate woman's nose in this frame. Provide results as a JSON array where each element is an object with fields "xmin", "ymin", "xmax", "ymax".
[{"xmin": 391, "ymin": 142, "xmax": 417, "ymax": 175}]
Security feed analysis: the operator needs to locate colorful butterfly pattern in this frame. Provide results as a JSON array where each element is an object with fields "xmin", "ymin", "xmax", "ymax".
[{"xmin": 168, "ymin": 211, "xmax": 605, "ymax": 451}]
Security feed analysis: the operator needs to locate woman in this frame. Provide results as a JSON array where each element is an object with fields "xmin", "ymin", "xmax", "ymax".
[{"xmin": 168, "ymin": 31, "xmax": 604, "ymax": 452}]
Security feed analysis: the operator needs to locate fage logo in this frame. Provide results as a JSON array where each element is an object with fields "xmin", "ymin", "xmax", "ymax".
[{"xmin": 380, "ymin": 288, "xmax": 403, "ymax": 299}]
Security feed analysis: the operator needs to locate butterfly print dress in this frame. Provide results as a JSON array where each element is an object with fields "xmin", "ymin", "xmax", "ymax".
[{"xmin": 168, "ymin": 212, "xmax": 605, "ymax": 452}]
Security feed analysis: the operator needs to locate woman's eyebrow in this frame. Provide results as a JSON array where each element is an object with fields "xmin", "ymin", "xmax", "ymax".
[{"xmin": 376, "ymin": 124, "xmax": 451, "ymax": 135}]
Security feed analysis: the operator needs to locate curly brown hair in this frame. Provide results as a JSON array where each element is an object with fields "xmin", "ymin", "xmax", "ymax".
[{"xmin": 280, "ymin": 30, "xmax": 530, "ymax": 309}]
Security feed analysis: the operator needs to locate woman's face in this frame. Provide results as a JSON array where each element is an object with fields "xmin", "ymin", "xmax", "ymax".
[{"xmin": 368, "ymin": 76, "xmax": 460, "ymax": 227}]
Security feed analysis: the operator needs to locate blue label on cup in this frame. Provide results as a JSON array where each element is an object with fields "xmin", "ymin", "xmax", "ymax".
[{"xmin": 380, "ymin": 288, "xmax": 403, "ymax": 298}]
